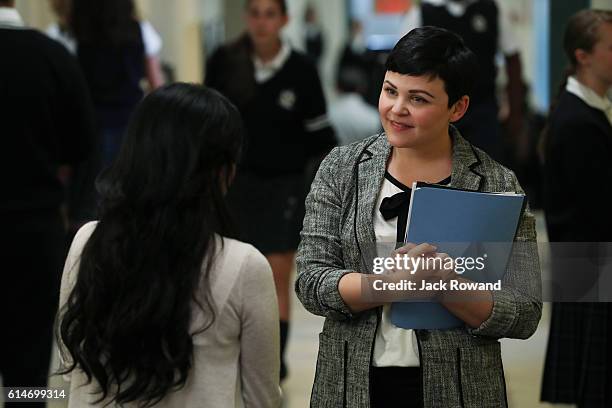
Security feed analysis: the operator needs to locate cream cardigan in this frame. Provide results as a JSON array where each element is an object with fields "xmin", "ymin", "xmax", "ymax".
[{"xmin": 58, "ymin": 222, "xmax": 281, "ymax": 407}]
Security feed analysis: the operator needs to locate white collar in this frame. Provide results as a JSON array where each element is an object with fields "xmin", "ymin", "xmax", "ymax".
[
  {"xmin": 422, "ymin": 0, "xmax": 479, "ymax": 17},
  {"xmin": 0, "ymin": 7, "xmax": 24, "ymax": 28},
  {"xmin": 253, "ymin": 40, "xmax": 291, "ymax": 83},
  {"xmin": 566, "ymin": 76, "xmax": 612, "ymax": 124}
]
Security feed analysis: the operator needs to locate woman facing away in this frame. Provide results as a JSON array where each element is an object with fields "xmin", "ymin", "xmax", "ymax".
[
  {"xmin": 541, "ymin": 9, "xmax": 612, "ymax": 408},
  {"xmin": 296, "ymin": 27, "xmax": 542, "ymax": 407},
  {"xmin": 205, "ymin": 0, "xmax": 337, "ymax": 379},
  {"xmin": 57, "ymin": 83, "xmax": 281, "ymax": 407}
]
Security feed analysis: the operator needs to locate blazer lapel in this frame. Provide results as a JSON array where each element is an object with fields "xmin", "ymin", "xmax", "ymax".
[
  {"xmin": 354, "ymin": 137, "xmax": 391, "ymax": 270},
  {"xmin": 449, "ymin": 127, "xmax": 484, "ymax": 192}
]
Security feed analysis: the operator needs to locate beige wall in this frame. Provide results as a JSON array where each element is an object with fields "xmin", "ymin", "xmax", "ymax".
[
  {"xmin": 15, "ymin": 0, "xmax": 54, "ymax": 30},
  {"xmin": 140, "ymin": 0, "xmax": 204, "ymax": 83},
  {"xmin": 591, "ymin": 0, "xmax": 611, "ymax": 10},
  {"xmin": 15, "ymin": 0, "xmax": 204, "ymax": 83}
]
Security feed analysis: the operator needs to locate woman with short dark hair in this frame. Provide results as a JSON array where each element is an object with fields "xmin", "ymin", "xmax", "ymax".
[{"xmin": 296, "ymin": 27, "xmax": 541, "ymax": 407}]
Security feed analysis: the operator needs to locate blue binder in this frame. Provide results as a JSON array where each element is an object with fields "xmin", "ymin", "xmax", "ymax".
[{"xmin": 390, "ymin": 182, "xmax": 525, "ymax": 329}]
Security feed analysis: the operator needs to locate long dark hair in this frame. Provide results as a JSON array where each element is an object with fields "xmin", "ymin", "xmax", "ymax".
[
  {"xmin": 539, "ymin": 9, "xmax": 612, "ymax": 162},
  {"xmin": 70, "ymin": 0, "xmax": 141, "ymax": 46},
  {"xmin": 58, "ymin": 83, "xmax": 244, "ymax": 407}
]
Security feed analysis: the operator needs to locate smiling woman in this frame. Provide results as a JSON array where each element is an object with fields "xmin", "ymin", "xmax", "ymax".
[
  {"xmin": 380, "ymin": 72, "xmax": 468, "ymax": 150},
  {"xmin": 296, "ymin": 26, "xmax": 542, "ymax": 408}
]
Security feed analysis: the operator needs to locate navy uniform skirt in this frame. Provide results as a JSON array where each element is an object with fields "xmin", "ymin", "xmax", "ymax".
[{"xmin": 226, "ymin": 171, "xmax": 306, "ymax": 254}]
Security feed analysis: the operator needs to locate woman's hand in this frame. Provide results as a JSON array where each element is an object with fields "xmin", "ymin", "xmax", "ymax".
[{"xmin": 384, "ymin": 242, "xmax": 457, "ymax": 300}]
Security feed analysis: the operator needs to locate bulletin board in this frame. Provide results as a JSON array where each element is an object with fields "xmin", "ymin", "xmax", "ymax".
[{"xmin": 375, "ymin": 0, "xmax": 412, "ymax": 14}]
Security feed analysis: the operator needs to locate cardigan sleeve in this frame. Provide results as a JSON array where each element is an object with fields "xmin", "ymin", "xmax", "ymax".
[
  {"xmin": 57, "ymin": 221, "xmax": 98, "ymax": 379},
  {"xmin": 295, "ymin": 147, "xmax": 356, "ymax": 321},
  {"xmin": 468, "ymin": 172, "xmax": 542, "ymax": 339},
  {"xmin": 238, "ymin": 248, "xmax": 282, "ymax": 408}
]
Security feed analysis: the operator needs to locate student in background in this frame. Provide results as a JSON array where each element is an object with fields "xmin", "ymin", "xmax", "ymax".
[
  {"xmin": 304, "ymin": 4, "xmax": 323, "ymax": 66},
  {"xmin": 329, "ymin": 66, "xmax": 381, "ymax": 145},
  {"xmin": 401, "ymin": 0, "xmax": 526, "ymax": 163},
  {"xmin": 296, "ymin": 27, "xmax": 541, "ymax": 407},
  {"xmin": 58, "ymin": 83, "xmax": 281, "ymax": 408},
  {"xmin": 56, "ymin": 0, "xmax": 164, "ymax": 236},
  {"xmin": 47, "ymin": 0, "xmax": 164, "ymax": 90},
  {"xmin": 338, "ymin": 18, "xmax": 387, "ymax": 108},
  {"xmin": 0, "ymin": 0, "xmax": 95, "ymax": 401},
  {"xmin": 541, "ymin": 9, "xmax": 612, "ymax": 408},
  {"xmin": 205, "ymin": 0, "xmax": 336, "ymax": 380},
  {"xmin": 70, "ymin": 0, "xmax": 164, "ymax": 169}
]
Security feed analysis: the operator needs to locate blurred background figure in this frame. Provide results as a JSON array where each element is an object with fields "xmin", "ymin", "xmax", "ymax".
[
  {"xmin": 51, "ymin": 0, "xmax": 165, "ymax": 237},
  {"xmin": 338, "ymin": 18, "xmax": 386, "ymax": 107},
  {"xmin": 70, "ymin": 0, "xmax": 165, "ymax": 165},
  {"xmin": 205, "ymin": 0, "xmax": 336, "ymax": 381},
  {"xmin": 329, "ymin": 66, "xmax": 381, "ymax": 145},
  {"xmin": 46, "ymin": 0, "xmax": 164, "ymax": 87},
  {"xmin": 401, "ymin": 0, "xmax": 526, "ymax": 163},
  {"xmin": 46, "ymin": 0, "xmax": 71, "ymax": 50},
  {"xmin": 541, "ymin": 9, "xmax": 612, "ymax": 408},
  {"xmin": 303, "ymin": 3, "xmax": 323, "ymax": 66},
  {"xmin": 0, "ymin": 0, "xmax": 95, "ymax": 402}
]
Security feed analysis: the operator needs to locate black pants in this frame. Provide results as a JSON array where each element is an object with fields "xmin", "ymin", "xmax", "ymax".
[
  {"xmin": 371, "ymin": 366, "xmax": 423, "ymax": 408},
  {"xmin": 0, "ymin": 210, "xmax": 65, "ymax": 407}
]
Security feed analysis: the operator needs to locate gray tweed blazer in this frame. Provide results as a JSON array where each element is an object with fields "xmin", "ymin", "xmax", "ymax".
[{"xmin": 295, "ymin": 129, "xmax": 542, "ymax": 408}]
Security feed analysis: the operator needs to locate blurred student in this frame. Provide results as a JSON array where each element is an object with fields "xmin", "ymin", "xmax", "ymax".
[
  {"xmin": 70, "ymin": 0, "xmax": 164, "ymax": 168},
  {"xmin": 338, "ymin": 18, "xmax": 386, "ymax": 107},
  {"xmin": 329, "ymin": 66, "xmax": 381, "ymax": 145},
  {"xmin": 46, "ymin": 0, "xmax": 164, "ymax": 90},
  {"xmin": 0, "ymin": 0, "xmax": 95, "ymax": 401},
  {"xmin": 304, "ymin": 4, "xmax": 323, "ymax": 65},
  {"xmin": 58, "ymin": 83, "xmax": 281, "ymax": 408},
  {"xmin": 541, "ymin": 9, "xmax": 612, "ymax": 408},
  {"xmin": 205, "ymin": 0, "xmax": 336, "ymax": 380},
  {"xmin": 56, "ymin": 0, "xmax": 165, "ymax": 235},
  {"xmin": 401, "ymin": 0, "xmax": 526, "ymax": 162}
]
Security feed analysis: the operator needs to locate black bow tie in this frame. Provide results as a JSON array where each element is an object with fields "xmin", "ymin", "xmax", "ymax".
[
  {"xmin": 379, "ymin": 191, "xmax": 410, "ymax": 221},
  {"xmin": 379, "ymin": 190, "xmax": 411, "ymax": 243}
]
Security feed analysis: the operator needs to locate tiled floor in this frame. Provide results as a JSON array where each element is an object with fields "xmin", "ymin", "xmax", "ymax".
[{"xmin": 21, "ymin": 212, "xmax": 576, "ymax": 407}]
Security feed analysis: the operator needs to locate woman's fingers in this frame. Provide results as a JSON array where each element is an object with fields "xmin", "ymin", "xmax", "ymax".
[
  {"xmin": 407, "ymin": 242, "xmax": 437, "ymax": 258},
  {"xmin": 394, "ymin": 242, "xmax": 416, "ymax": 254}
]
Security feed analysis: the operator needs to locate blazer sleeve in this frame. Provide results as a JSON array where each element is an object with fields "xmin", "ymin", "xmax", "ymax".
[
  {"xmin": 295, "ymin": 147, "xmax": 356, "ymax": 321},
  {"xmin": 468, "ymin": 172, "xmax": 542, "ymax": 339}
]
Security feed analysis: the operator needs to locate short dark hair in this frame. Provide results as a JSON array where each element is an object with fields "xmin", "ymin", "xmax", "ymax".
[{"xmin": 385, "ymin": 26, "xmax": 478, "ymax": 107}]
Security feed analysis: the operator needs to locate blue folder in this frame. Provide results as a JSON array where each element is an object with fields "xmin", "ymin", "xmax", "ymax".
[{"xmin": 390, "ymin": 182, "xmax": 525, "ymax": 329}]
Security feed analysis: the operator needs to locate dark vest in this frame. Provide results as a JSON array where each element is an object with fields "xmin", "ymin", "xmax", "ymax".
[
  {"xmin": 422, "ymin": 0, "xmax": 499, "ymax": 104},
  {"xmin": 77, "ymin": 21, "xmax": 145, "ymax": 128}
]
